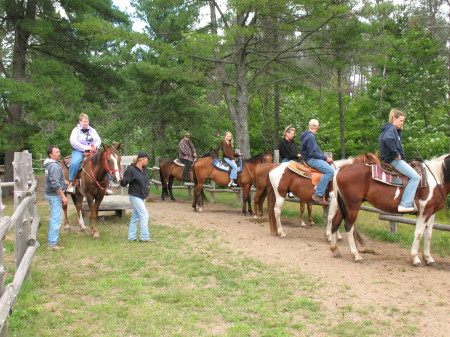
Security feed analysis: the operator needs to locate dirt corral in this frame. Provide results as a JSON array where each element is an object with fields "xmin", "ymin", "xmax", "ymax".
[{"xmin": 150, "ymin": 196, "xmax": 450, "ymax": 336}]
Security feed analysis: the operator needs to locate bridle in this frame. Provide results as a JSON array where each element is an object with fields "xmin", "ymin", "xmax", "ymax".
[{"xmin": 86, "ymin": 148, "xmax": 122, "ymax": 191}]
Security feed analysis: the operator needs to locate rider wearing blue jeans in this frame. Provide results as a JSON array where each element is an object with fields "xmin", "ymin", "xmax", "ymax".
[
  {"xmin": 44, "ymin": 145, "xmax": 68, "ymax": 250},
  {"xmin": 221, "ymin": 131, "xmax": 242, "ymax": 187},
  {"xmin": 379, "ymin": 109, "xmax": 420, "ymax": 213},
  {"xmin": 300, "ymin": 119, "xmax": 334, "ymax": 205}
]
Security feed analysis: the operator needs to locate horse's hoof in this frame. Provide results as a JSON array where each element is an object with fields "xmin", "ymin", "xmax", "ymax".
[
  {"xmin": 309, "ymin": 221, "xmax": 316, "ymax": 226},
  {"xmin": 93, "ymin": 234, "xmax": 100, "ymax": 240},
  {"xmin": 410, "ymin": 255, "xmax": 422, "ymax": 267},
  {"xmin": 337, "ymin": 235, "xmax": 343, "ymax": 242},
  {"xmin": 354, "ymin": 257, "xmax": 363, "ymax": 263},
  {"xmin": 299, "ymin": 221, "xmax": 307, "ymax": 227}
]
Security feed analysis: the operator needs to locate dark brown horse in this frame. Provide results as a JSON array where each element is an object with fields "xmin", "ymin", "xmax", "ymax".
[
  {"xmin": 266, "ymin": 154, "xmax": 381, "ymax": 237},
  {"xmin": 62, "ymin": 143, "xmax": 122, "ymax": 239},
  {"xmin": 159, "ymin": 148, "xmax": 218, "ymax": 201},
  {"xmin": 192, "ymin": 151, "xmax": 273, "ymax": 214},
  {"xmin": 329, "ymin": 154, "xmax": 450, "ymax": 266}
]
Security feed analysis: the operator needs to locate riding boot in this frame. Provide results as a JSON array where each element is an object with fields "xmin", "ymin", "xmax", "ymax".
[
  {"xmin": 67, "ymin": 180, "xmax": 76, "ymax": 194},
  {"xmin": 105, "ymin": 185, "xmax": 113, "ymax": 195}
]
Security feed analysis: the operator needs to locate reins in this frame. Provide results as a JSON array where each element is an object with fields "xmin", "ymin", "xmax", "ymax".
[{"xmin": 84, "ymin": 149, "xmax": 122, "ymax": 191}]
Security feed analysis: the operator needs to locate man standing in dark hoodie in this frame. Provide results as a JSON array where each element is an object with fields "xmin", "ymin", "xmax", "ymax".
[
  {"xmin": 300, "ymin": 119, "xmax": 334, "ymax": 205},
  {"xmin": 379, "ymin": 109, "xmax": 420, "ymax": 213},
  {"xmin": 44, "ymin": 145, "xmax": 68, "ymax": 250}
]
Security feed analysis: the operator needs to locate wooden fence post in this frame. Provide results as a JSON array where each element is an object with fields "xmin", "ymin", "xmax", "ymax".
[
  {"xmin": 13, "ymin": 152, "xmax": 31, "ymax": 272},
  {"xmin": 236, "ymin": 188, "xmax": 242, "ymax": 204},
  {"xmin": 209, "ymin": 181, "xmax": 216, "ymax": 203},
  {"xmin": 0, "ymin": 181, "xmax": 6, "ymax": 337},
  {"xmin": 274, "ymin": 150, "xmax": 280, "ymax": 163},
  {"xmin": 154, "ymin": 156, "xmax": 160, "ymax": 190}
]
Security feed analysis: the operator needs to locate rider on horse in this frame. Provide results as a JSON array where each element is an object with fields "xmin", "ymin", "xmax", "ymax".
[
  {"xmin": 178, "ymin": 132, "xmax": 197, "ymax": 181},
  {"xmin": 221, "ymin": 131, "xmax": 242, "ymax": 187},
  {"xmin": 279, "ymin": 125, "xmax": 302, "ymax": 198},
  {"xmin": 300, "ymin": 119, "xmax": 334, "ymax": 205},
  {"xmin": 67, "ymin": 113, "xmax": 112, "ymax": 195},
  {"xmin": 379, "ymin": 109, "xmax": 420, "ymax": 213}
]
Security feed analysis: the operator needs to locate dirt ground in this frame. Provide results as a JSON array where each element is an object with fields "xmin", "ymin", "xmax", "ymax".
[
  {"xmin": 148, "ymin": 195, "xmax": 450, "ymax": 336},
  {"xmin": 32, "ymin": 175, "xmax": 449, "ymax": 336}
]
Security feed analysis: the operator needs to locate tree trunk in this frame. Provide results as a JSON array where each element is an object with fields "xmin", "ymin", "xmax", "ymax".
[
  {"xmin": 337, "ymin": 69, "xmax": 345, "ymax": 158},
  {"xmin": 273, "ymin": 83, "xmax": 280, "ymax": 151},
  {"xmin": 3, "ymin": 0, "xmax": 37, "ymax": 195}
]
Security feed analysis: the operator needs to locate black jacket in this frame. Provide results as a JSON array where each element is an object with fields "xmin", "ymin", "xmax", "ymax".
[
  {"xmin": 379, "ymin": 122, "xmax": 405, "ymax": 163},
  {"xmin": 279, "ymin": 138, "xmax": 298, "ymax": 161},
  {"xmin": 120, "ymin": 164, "xmax": 150, "ymax": 199}
]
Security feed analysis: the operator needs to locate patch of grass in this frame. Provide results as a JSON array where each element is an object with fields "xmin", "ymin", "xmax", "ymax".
[{"xmin": 5, "ymin": 201, "xmax": 421, "ymax": 337}]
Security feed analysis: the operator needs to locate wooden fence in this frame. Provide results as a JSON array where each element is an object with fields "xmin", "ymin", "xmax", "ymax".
[{"xmin": 0, "ymin": 151, "xmax": 40, "ymax": 337}]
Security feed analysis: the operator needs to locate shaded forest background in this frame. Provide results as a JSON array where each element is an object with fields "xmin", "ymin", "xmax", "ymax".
[{"xmin": 0, "ymin": 0, "xmax": 449, "ymax": 183}]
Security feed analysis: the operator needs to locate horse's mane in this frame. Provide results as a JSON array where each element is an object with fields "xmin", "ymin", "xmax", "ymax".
[
  {"xmin": 334, "ymin": 157, "xmax": 354, "ymax": 168},
  {"xmin": 245, "ymin": 153, "xmax": 265, "ymax": 163},
  {"xmin": 425, "ymin": 154, "xmax": 450, "ymax": 185},
  {"xmin": 90, "ymin": 148, "xmax": 105, "ymax": 167}
]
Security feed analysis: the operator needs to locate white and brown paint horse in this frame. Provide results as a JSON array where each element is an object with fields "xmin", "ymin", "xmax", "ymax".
[
  {"xmin": 266, "ymin": 154, "xmax": 380, "ymax": 237},
  {"xmin": 62, "ymin": 143, "xmax": 122, "ymax": 239},
  {"xmin": 329, "ymin": 154, "xmax": 450, "ymax": 266}
]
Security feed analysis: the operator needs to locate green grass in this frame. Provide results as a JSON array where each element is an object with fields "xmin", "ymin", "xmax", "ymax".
[
  {"xmin": 2, "ymin": 193, "xmax": 422, "ymax": 337},
  {"xmin": 163, "ymin": 185, "xmax": 450, "ymax": 257}
]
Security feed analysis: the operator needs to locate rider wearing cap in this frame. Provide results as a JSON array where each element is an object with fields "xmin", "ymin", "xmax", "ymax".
[{"xmin": 178, "ymin": 132, "xmax": 197, "ymax": 181}]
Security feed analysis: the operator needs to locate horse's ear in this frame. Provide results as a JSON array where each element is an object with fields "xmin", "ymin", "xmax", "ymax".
[
  {"xmin": 112, "ymin": 141, "xmax": 121, "ymax": 151},
  {"xmin": 102, "ymin": 144, "xmax": 108, "ymax": 151}
]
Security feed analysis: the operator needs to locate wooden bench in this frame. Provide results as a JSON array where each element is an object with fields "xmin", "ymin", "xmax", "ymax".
[{"xmin": 82, "ymin": 195, "xmax": 133, "ymax": 225}]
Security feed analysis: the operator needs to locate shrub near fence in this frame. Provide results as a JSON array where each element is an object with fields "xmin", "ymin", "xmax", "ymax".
[{"xmin": 0, "ymin": 152, "xmax": 40, "ymax": 337}]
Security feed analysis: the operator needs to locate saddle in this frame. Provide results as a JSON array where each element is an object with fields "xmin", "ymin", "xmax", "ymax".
[
  {"xmin": 212, "ymin": 158, "xmax": 243, "ymax": 174},
  {"xmin": 287, "ymin": 160, "xmax": 322, "ymax": 186},
  {"xmin": 371, "ymin": 162, "xmax": 427, "ymax": 188}
]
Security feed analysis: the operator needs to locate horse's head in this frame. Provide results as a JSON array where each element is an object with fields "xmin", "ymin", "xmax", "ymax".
[
  {"xmin": 263, "ymin": 150, "xmax": 273, "ymax": 163},
  {"xmin": 365, "ymin": 152, "xmax": 381, "ymax": 165},
  {"xmin": 200, "ymin": 147, "xmax": 219, "ymax": 158},
  {"xmin": 102, "ymin": 143, "xmax": 122, "ymax": 183}
]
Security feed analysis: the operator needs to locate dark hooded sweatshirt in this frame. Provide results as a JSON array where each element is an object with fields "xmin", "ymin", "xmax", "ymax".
[{"xmin": 379, "ymin": 122, "xmax": 405, "ymax": 163}]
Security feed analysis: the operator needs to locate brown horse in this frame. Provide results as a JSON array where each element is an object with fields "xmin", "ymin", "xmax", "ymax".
[
  {"xmin": 266, "ymin": 154, "xmax": 380, "ymax": 237},
  {"xmin": 159, "ymin": 148, "xmax": 218, "ymax": 201},
  {"xmin": 62, "ymin": 143, "xmax": 122, "ymax": 239},
  {"xmin": 329, "ymin": 154, "xmax": 450, "ymax": 266},
  {"xmin": 192, "ymin": 151, "xmax": 273, "ymax": 214}
]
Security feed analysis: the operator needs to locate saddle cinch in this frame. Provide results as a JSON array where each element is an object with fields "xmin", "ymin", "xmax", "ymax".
[
  {"xmin": 371, "ymin": 162, "xmax": 427, "ymax": 188},
  {"xmin": 287, "ymin": 160, "xmax": 323, "ymax": 185}
]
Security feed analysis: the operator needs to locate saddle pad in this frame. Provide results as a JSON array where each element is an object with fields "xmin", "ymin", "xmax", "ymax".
[
  {"xmin": 371, "ymin": 164, "xmax": 427, "ymax": 188},
  {"xmin": 286, "ymin": 160, "xmax": 322, "ymax": 186},
  {"xmin": 174, "ymin": 158, "xmax": 185, "ymax": 167},
  {"xmin": 212, "ymin": 158, "xmax": 243, "ymax": 173}
]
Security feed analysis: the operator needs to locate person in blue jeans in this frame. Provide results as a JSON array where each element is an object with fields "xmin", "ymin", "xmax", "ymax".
[
  {"xmin": 120, "ymin": 152, "xmax": 155, "ymax": 242},
  {"xmin": 67, "ymin": 113, "xmax": 112, "ymax": 195},
  {"xmin": 44, "ymin": 145, "xmax": 69, "ymax": 250},
  {"xmin": 379, "ymin": 109, "xmax": 420, "ymax": 213},
  {"xmin": 221, "ymin": 131, "xmax": 242, "ymax": 187},
  {"xmin": 300, "ymin": 119, "xmax": 334, "ymax": 205}
]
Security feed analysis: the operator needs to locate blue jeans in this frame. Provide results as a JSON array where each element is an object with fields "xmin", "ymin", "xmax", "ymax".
[
  {"xmin": 306, "ymin": 158, "xmax": 335, "ymax": 197},
  {"xmin": 69, "ymin": 150, "xmax": 84, "ymax": 181},
  {"xmin": 224, "ymin": 158, "xmax": 238, "ymax": 179},
  {"xmin": 45, "ymin": 194, "xmax": 62, "ymax": 245},
  {"xmin": 282, "ymin": 158, "xmax": 298, "ymax": 163},
  {"xmin": 128, "ymin": 195, "xmax": 150, "ymax": 241},
  {"xmin": 391, "ymin": 159, "xmax": 420, "ymax": 208}
]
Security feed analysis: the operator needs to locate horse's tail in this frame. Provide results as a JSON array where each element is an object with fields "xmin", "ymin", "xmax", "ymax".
[
  {"xmin": 192, "ymin": 163, "xmax": 208, "ymax": 205},
  {"xmin": 337, "ymin": 192, "xmax": 347, "ymax": 220},
  {"xmin": 267, "ymin": 179, "xmax": 278, "ymax": 236}
]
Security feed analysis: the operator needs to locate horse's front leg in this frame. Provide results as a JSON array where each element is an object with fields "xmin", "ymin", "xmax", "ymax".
[
  {"xmin": 347, "ymin": 225, "xmax": 363, "ymax": 262},
  {"xmin": 241, "ymin": 185, "xmax": 251, "ymax": 215},
  {"xmin": 274, "ymin": 195, "xmax": 286, "ymax": 237},
  {"xmin": 89, "ymin": 198, "xmax": 102, "ymax": 239},
  {"xmin": 422, "ymin": 215, "xmax": 435, "ymax": 265},
  {"xmin": 193, "ymin": 183, "xmax": 203, "ymax": 212},
  {"xmin": 410, "ymin": 215, "xmax": 427, "ymax": 266}
]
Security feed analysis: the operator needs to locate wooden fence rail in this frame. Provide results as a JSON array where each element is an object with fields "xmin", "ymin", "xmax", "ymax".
[{"xmin": 0, "ymin": 151, "xmax": 40, "ymax": 337}]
